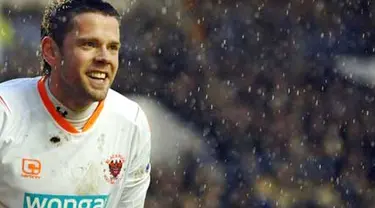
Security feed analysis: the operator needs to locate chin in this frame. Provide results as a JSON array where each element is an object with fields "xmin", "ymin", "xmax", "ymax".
[
  {"xmin": 90, "ymin": 94, "xmax": 107, "ymax": 102},
  {"xmin": 87, "ymin": 90, "xmax": 109, "ymax": 102}
]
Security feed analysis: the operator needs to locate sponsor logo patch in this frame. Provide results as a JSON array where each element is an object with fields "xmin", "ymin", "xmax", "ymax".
[{"xmin": 23, "ymin": 193, "xmax": 108, "ymax": 208}]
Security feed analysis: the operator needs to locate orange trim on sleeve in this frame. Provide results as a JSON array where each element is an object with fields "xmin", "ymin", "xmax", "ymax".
[
  {"xmin": 0, "ymin": 96, "xmax": 11, "ymax": 113},
  {"xmin": 37, "ymin": 76, "xmax": 104, "ymax": 134}
]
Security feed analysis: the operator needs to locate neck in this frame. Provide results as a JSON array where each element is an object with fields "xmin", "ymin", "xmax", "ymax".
[
  {"xmin": 48, "ymin": 76, "xmax": 92, "ymax": 112},
  {"xmin": 45, "ymin": 77, "xmax": 99, "ymax": 130}
]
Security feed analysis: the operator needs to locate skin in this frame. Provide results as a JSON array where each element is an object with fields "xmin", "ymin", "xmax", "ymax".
[{"xmin": 41, "ymin": 12, "xmax": 121, "ymax": 111}]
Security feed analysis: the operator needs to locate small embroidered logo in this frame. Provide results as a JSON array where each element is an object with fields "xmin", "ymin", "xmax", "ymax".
[{"xmin": 103, "ymin": 154, "xmax": 125, "ymax": 184}]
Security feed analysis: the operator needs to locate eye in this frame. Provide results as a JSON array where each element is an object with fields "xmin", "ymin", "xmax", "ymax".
[
  {"xmin": 82, "ymin": 41, "xmax": 96, "ymax": 48},
  {"xmin": 108, "ymin": 44, "xmax": 120, "ymax": 51}
]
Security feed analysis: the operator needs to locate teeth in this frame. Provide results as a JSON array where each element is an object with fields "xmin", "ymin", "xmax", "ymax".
[{"xmin": 89, "ymin": 72, "xmax": 106, "ymax": 79}]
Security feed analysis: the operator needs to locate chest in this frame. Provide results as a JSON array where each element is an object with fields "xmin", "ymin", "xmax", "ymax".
[{"xmin": 0, "ymin": 117, "xmax": 135, "ymax": 196}]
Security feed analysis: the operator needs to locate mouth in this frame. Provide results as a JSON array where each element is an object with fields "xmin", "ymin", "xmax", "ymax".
[
  {"xmin": 87, "ymin": 71, "xmax": 108, "ymax": 80},
  {"xmin": 86, "ymin": 71, "xmax": 110, "ymax": 89}
]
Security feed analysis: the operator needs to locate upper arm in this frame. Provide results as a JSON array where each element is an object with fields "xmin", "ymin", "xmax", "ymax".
[{"xmin": 117, "ymin": 106, "xmax": 152, "ymax": 207}]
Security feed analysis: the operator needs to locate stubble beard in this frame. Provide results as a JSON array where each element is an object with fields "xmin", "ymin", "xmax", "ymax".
[
  {"xmin": 58, "ymin": 69, "xmax": 108, "ymax": 109},
  {"xmin": 83, "ymin": 72, "xmax": 115, "ymax": 102},
  {"xmin": 84, "ymin": 83, "xmax": 109, "ymax": 102},
  {"xmin": 58, "ymin": 61, "xmax": 113, "ymax": 107}
]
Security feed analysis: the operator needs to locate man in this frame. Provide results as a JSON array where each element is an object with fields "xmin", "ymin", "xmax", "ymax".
[{"xmin": 0, "ymin": 0, "xmax": 151, "ymax": 207}]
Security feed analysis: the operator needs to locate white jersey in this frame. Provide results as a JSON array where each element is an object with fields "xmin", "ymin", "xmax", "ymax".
[{"xmin": 0, "ymin": 76, "xmax": 151, "ymax": 208}]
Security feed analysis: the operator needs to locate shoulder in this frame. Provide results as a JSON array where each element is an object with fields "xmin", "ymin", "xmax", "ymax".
[
  {"xmin": 0, "ymin": 76, "xmax": 41, "ymax": 113},
  {"xmin": 105, "ymin": 89, "xmax": 151, "ymax": 133},
  {"xmin": 0, "ymin": 76, "xmax": 39, "ymax": 90},
  {"xmin": 0, "ymin": 76, "xmax": 40, "ymax": 145}
]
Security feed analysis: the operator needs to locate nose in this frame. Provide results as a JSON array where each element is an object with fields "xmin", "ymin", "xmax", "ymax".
[{"xmin": 95, "ymin": 47, "xmax": 111, "ymax": 63}]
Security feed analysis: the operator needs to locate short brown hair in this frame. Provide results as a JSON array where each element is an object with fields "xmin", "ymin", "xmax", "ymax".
[{"xmin": 41, "ymin": 0, "xmax": 121, "ymax": 75}]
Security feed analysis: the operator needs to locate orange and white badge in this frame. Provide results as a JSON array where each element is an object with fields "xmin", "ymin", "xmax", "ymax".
[{"xmin": 21, "ymin": 158, "xmax": 42, "ymax": 179}]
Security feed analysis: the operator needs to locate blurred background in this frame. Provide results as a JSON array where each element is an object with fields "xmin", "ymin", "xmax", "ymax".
[{"xmin": 2, "ymin": 0, "xmax": 375, "ymax": 207}]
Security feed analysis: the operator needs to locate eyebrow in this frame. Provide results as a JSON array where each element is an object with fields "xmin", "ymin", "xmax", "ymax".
[{"xmin": 76, "ymin": 37, "xmax": 121, "ymax": 46}]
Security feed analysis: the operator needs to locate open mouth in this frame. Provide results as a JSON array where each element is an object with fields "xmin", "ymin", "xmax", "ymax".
[{"xmin": 87, "ymin": 71, "xmax": 107, "ymax": 80}]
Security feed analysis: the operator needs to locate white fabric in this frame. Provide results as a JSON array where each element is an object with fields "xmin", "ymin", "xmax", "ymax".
[
  {"xmin": 0, "ymin": 76, "xmax": 151, "ymax": 208},
  {"xmin": 45, "ymin": 78, "xmax": 99, "ymax": 130}
]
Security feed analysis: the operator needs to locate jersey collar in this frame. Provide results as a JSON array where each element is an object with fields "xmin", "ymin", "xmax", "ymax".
[{"xmin": 37, "ymin": 76, "xmax": 104, "ymax": 134}]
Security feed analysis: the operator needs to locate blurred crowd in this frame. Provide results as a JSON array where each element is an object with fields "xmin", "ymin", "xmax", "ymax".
[{"xmin": 2, "ymin": 0, "xmax": 375, "ymax": 207}]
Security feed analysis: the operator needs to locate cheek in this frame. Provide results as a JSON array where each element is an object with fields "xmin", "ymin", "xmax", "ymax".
[
  {"xmin": 113, "ymin": 59, "xmax": 119, "ymax": 69},
  {"xmin": 112, "ymin": 55, "xmax": 119, "ymax": 68},
  {"xmin": 61, "ymin": 55, "xmax": 86, "ymax": 80},
  {"xmin": 74, "ymin": 50, "xmax": 92, "ymax": 63},
  {"xmin": 70, "ymin": 51, "xmax": 93, "ymax": 70}
]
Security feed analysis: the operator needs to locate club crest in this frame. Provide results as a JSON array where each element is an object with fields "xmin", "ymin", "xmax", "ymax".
[{"xmin": 103, "ymin": 154, "xmax": 125, "ymax": 184}]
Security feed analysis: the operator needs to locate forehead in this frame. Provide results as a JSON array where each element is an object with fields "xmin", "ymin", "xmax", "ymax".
[{"xmin": 69, "ymin": 12, "xmax": 120, "ymax": 39}]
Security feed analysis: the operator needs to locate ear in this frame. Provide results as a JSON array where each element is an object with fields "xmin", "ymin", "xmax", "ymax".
[{"xmin": 41, "ymin": 36, "xmax": 61, "ymax": 68}]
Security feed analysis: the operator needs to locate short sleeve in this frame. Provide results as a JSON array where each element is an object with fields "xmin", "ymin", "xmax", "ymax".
[{"xmin": 117, "ymin": 106, "xmax": 152, "ymax": 207}]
